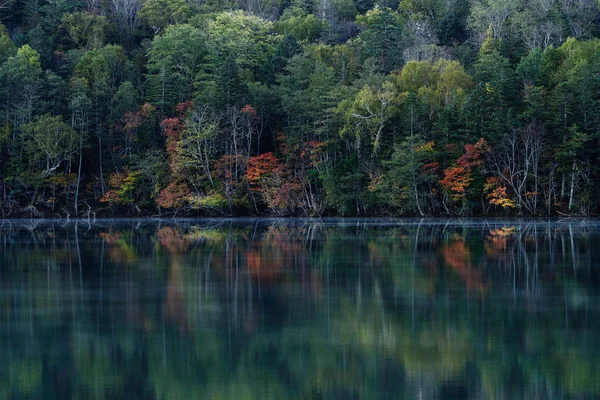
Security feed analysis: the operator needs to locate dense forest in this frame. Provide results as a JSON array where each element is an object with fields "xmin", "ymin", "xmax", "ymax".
[{"xmin": 1, "ymin": 0, "xmax": 600, "ymax": 217}]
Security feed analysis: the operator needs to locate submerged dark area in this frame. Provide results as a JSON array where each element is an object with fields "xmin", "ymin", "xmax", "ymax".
[{"xmin": 0, "ymin": 218, "xmax": 599, "ymax": 399}]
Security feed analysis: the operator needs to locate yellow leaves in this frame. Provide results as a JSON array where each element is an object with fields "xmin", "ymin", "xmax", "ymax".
[
  {"xmin": 415, "ymin": 140, "xmax": 435, "ymax": 153},
  {"xmin": 396, "ymin": 59, "xmax": 472, "ymax": 108},
  {"xmin": 489, "ymin": 227, "xmax": 516, "ymax": 237},
  {"xmin": 484, "ymin": 177, "xmax": 516, "ymax": 208},
  {"xmin": 46, "ymin": 173, "xmax": 77, "ymax": 188}
]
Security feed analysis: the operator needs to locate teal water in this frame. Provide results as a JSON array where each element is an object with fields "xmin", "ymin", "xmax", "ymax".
[{"xmin": 0, "ymin": 219, "xmax": 599, "ymax": 399}]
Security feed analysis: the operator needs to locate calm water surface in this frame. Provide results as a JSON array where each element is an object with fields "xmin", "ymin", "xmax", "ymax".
[{"xmin": 0, "ymin": 219, "xmax": 599, "ymax": 399}]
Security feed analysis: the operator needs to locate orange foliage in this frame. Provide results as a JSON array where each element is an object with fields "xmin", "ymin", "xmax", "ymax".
[
  {"xmin": 440, "ymin": 166, "xmax": 473, "ymax": 200},
  {"xmin": 440, "ymin": 139, "xmax": 489, "ymax": 201},
  {"xmin": 100, "ymin": 171, "xmax": 127, "ymax": 204}
]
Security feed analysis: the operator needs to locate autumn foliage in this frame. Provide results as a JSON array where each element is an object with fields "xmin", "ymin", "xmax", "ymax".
[
  {"xmin": 484, "ymin": 177, "xmax": 516, "ymax": 208},
  {"xmin": 157, "ymin": 181, "xmax": 191, "ymax": 209},
  {"xmin": 440, "ymin": 139, "xmax": 489, "ymax": 201},
  {"xmin": 247, "ymin": 152, "xmax": 301, "ymax": 214}
]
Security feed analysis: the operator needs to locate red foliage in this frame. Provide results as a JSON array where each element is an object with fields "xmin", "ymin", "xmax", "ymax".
[
  {"xmin": 157, "ymin": 181, "xmax": 191, "ymax": 209},
  {"xmin": 161, "ymin": 117, "xmax": 183, "ymax": 156},
  {"xmin": 123, "ymin": 111, "xmax": 142, "ymax": 132},
  {"xmin": 422, "ymin": 162, "xmax": 440, "ymax": 173},
  {"xmin": 456, "ymin": 138, "xmax": 490, "ymax": 168},
  {"xmin": 241, "ymin": 104, "xmax": 258, "ymax": 119},
  {"xmin": 175, "ymin": 100, "xmax": 194, "ymax": 116},
  {"xmin": 444, "ymin": 143, "xmax": 458, "ymax": 153},
  {"xmin": 247, "ymin": 152, "xmax": 281, "ymax": 185},
  {"xmin": 213, "ymin": 154, "xmax": 247, "ymax": 181}
]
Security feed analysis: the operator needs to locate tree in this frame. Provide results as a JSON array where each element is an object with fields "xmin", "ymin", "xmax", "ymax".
[
  {"xmin": 110, "ymin": 0, "xmax": 143, "ymax": 42},
  {"xmin": 339, "ymin": 80, "xmax": 403, "ymax": 160},
  {"xmin": 0, "ymin": 45, "xmax": 43, "ymax": 148},
  {"xmin": 146, "ymin": 24, "xmax": 206, "ymax": 113},
  {"xmin": 138, "ymin": 0, "xmax": 192, "ymax": 34},
  {"xmin": 61, "ymin": 12, "xmax": 109, "ymax": 49},
  {"xmin": 0, "ymin": 24, "xmax": 15, "ymax": 63},
  {"xmin": 21, "ymin": 114, "xmax": 79, "ymax": 178},
  {"xmin": 356, "ymin": 7, "xmax": 411, "ymax": 73},
  {"xmin": 380, "ymin": 136, "xmax": 437, "ymax": 215},
  {"xmin": 440, "ymin": 138, "xmax": 489, "ymax": 212},
  {"xmin": 468, "ymin": 0, "xmax": 521, "ymax": 44}
]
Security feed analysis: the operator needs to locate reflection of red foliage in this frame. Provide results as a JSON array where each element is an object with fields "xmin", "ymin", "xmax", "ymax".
[
  {"xmin": 441, "ymin": 241, "xmax": 486, "ymax": 293},
  {"xmin": 99, "ymin": 231, "xmax": 121, "ymax": 244},
  {"xmin": 156, "ymin": 227, "xmax": 189, "ymax": 254},
  {"xmin": 156, "ymin": 225, "xmax": 191, "ymax": 333},
  {"xmin": 246, "ymin": 249, "xmax": 282, "ymax": 282},
  {"xmin": 165, "ymin": 258, "xmax": 189, "ymax": 334}
]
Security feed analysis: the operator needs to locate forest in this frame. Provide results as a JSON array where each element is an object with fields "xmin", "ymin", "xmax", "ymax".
[{"xmin": 1, "ymin": 0, "xmax": 600, "ymax": 217}]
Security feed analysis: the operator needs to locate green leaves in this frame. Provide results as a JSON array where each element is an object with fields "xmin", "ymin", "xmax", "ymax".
[
  {"xmin": 21, "ymin": 114, "xmax": 79, "ymax": 177},
  {"xmin": 138, "ymin": 0, "xmax": 192, "ymax": 33}
]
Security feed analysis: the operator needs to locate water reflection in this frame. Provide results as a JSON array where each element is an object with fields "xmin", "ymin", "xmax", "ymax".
[{"xmin": 0, "ymin": 219, "xmax": 599, "ymax": 399}]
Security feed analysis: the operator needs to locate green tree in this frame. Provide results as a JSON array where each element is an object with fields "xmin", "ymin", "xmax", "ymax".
[
  {"xmin": 356, "ymin": 7, "xmax": 411, "ymax": 73},
  {"xmin": 21, "ymin": 114, "xmax": 79, "ymax": 178},
  {"xmin": 138, "ymin": 0, "xmax": 192, "ymax": 33},
  {"xmin": 146, "ymin": 24, "xmax": 206, "ymax": 113}
]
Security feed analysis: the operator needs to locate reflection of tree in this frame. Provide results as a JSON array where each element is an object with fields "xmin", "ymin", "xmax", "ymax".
[
  {"xmin": 0, "ymin": 220, "xmax": 599, "ymax": 398},
  {"xmin": 441, "ymin": 239, "xmax": 486, "ymax": 293}
]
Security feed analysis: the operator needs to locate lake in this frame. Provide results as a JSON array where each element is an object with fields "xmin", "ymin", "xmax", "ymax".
[{"xmin": 0, "ymin": 219, "xmax": 599, "ymax": 399}]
